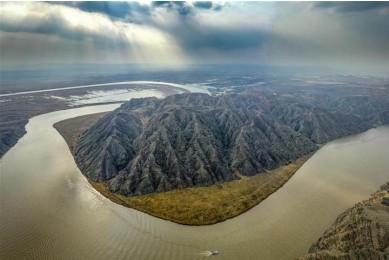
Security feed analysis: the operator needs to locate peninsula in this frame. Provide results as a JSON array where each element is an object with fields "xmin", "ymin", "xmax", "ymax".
[{"xmin": 55, "ymin": 92, "xmax": 387, "ymax": 225}]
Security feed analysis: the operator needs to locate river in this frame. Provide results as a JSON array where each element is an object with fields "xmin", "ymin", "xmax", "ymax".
[
  {"xmin": 1, "ymin": 104, "xmax": 388, "ymax": 260},
  {"xmin": 0, "ymin": 81, "xmax": 210, "ymax": 97}
]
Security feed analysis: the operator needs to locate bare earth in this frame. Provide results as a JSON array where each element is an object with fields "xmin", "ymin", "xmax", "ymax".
[
  {"xmin": 299, "ymin": 183, "xmax": 389, "ymax": 260},
  {"xmin": 54, "ymin": 113, "xmax": 313, "ymax": 225},
  {"xmin": 54, "ymin": 112, "xmax": 109, "ymax": 152}
]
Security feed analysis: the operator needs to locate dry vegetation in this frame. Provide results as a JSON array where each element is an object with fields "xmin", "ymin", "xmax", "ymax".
[
  {"xmin": 54, "ymin": 112, "xmax": 109, "ymax": 151},
  {"xmin": 299, "ymin": 184, "xmax": 389, "ymax": 260},
  {"xmin": 89, "ymin": 155, "xmax": 311, "ymax": 225},
  {"xmin": 55, "ymin": 113, "xmax": 312, "ymax": 225}
]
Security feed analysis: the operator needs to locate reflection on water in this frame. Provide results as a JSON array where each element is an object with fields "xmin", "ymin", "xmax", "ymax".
[{"xmin": 0, "ymin": 104, "xmax": 388, "ymax": 260}]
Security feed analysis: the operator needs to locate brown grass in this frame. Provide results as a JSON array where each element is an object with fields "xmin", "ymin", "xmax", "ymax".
[
  {"xmin": 88, "ymin": 155, "xmax": 311, "ymax": 225},
  {"xmin": 54, "ymin": 112, "xmax": 109, "ymax": 152},
  {"xmin": 55, "ymin": 112, "xmax": 313, "ymax": 225}
]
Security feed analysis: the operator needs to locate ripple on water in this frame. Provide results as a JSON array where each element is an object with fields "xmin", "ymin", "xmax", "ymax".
[{"xmin": 1, "ymin": 104, "xmax": 388, "ymax": 260}]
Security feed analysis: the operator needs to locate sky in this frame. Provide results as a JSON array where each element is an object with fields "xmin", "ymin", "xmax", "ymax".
[{"xmin": 0, "ymin": 1, "xmax": 388, "ymax": 75}]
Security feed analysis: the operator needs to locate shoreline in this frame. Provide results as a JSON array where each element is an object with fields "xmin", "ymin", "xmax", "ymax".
[
  {"xmin": 299, "ymin": 183, "xmax": 389, "ymax": 259},
  {"xmin": 54, "ymin": 112, "xmax": 316, "ymax": 225},
  {"xmin": 0, "ymin": 80, "xmax": 209, "ymax": 97},
  {"xmin": 87, "ymin": 154, "xmax": 314, "ymax": 226},
  {"xmin": 0, "ymin": 81, "xmax": 204, "ymax": 158}
]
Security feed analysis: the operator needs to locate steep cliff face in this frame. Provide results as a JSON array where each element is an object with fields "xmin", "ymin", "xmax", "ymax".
[
  {"xmin": 299, "ymin": 183, "xmax": 389, "ymax": 260},
  {"xmin": 74, "ymin": 93, "xmax": 376, "ymax": 196}
]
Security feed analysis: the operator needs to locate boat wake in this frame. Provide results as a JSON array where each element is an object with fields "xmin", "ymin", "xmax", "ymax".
[{"xmin": 197, "ymin": 250, "xmax": 219, "ymax": 259}]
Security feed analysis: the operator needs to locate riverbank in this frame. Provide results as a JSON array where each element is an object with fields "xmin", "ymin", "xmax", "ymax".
[
  {"xmin": 55, "ymin": 113, "xmax": 314, "ymax": 225},
  {"xmin": 0, "ymin": 81, "xmax": 203, "ymax": 158},
  {"xmin": 3, "ymin": 105, "xmax": 388, "ymax": 259},
  {"xmin": 299, "ymin": 182, "xmax": 389, "ymax": 260}
]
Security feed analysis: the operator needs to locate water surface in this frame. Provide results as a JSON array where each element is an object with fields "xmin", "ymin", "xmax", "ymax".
[
  {"xmin": 1, "ymin": 104, "xmax": 388, "ymax": 259},
  {"xmin": 0, "ymin": 81, "xmax": 210, "ymax": 97}
]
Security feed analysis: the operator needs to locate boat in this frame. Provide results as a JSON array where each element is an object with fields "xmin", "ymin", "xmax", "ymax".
[{"xmin": 211, "ymin": 250, "xmax": 219, "ymax": 255}]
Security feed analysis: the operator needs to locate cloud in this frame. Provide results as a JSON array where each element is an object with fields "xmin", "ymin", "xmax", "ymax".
[
  {"xmin": 193, "ymin": 1, "xmax": 213, "ymax": 10},
  {"xmin": 47, "ymin": 1, "xmax": 151, "ymax": 20},
  {"xmin": 0, "ymin": 1, "xmax": 274, "ymax": 65},
  {"xmin": 151, "ymin": 1, "xmax": 223, "ymax": 15},
  {"xmin": 264, "ymin": 2, "xmax": 389, "ymax": 74},
  {"xmin": 148, "ymin": 2, "xmax": 271, "ymax": 52},
  {"xmin": 212, "ymin": 4, "xmax": 223, "ymax": 11},
  {"xmin": 0, "ymin": 2, "xmax": 191, "ymax": 65},
  {"xmin": 1, "ymin": 1, "xmax": 388, "ymax": 74},
  {"xmin": 314, "ymin": 2, "xmax": 389, "ymax": 13},
  {"xmin": 152, "ymin": 1, "xmax": 193, "ymax": 16},
  {"xmin": 68, "ymin": 2, "xmax": 131, "ymax": 18},
  {"xmin": 1, "ymin": 11, "xmax": 82, "ymax": 42},
  {"xmin": 0, "ymin": 2, "xmax": 130, "ymax": 47},
  {"xmin": 172, "ymin": 26, "xmax": 269, "ymax": 51}
]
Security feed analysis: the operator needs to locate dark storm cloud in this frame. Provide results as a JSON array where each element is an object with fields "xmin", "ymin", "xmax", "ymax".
[
  {"xmin": 311, "ymin": 2, "xmax": 389, "ymax": 54},
  {"xmin": 168, "ymin": 25, "xmax": 269, "ymax": 51},
  {"xmin": 193, "ymin": 2, "xmax": 213, "ymax": 10},
  {"xmin": 48, "ymin": 1, "xmax": 151, "ymax": 19},
  {"xmin": 71, "ymin": 2, "xmax": 131, "ymax": 18},
  {"xmin": 265, "ymin": 1, "xmax": 389, "ymax": 74},
  {"xmin": 314, "ymin": 2, "xmax": 389, "ymax": 12},
  {"xmin": 152, "ymin": 1, "xmax": 193, "ymax": 16},
  {"xmin": 151, "ymin": 1, "xmax": 222, "ymax": 14},
  {"xmin": 0, "ymin": 9, "xmax": 129, "ymax": 49},
  {"xmin": 2, "ymin": 1, "xmax": 388, "ymax": 73},
  {"xmin": 0, "ymin": 14, "xmax": 84, "ymax": 41},
  {"xmin": 212, "ymin": 4, "xmax": 223, "ymax": 11}
]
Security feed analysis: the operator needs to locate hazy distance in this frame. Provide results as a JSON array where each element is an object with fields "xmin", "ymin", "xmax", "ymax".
[{"xmin": 0, "ymin": 1, "xmax": 388, "ymax": 76}]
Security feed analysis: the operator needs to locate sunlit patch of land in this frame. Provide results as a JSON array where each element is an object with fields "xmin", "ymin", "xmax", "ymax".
[
  {"xmin": 88, "ymin": 155, "xmax": 311, "ymax": 225},
  {"xmin": 55, "ymin": 113, "xmax": 313, "ymax": 225}
]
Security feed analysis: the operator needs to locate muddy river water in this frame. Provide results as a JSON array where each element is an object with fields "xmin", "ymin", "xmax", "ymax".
[{"xmin": 1, "ymin": 103, "xmax": 388, "ymax": 260}]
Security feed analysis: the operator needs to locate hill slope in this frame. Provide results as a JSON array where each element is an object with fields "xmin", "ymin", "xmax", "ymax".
[
  {"xmin": 74, "ymin": 93, "xmax": 373, "ymax": 196},
  {"xmin": 299, "ymin": 183, "xmax": 389, "ymax": 260}
]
